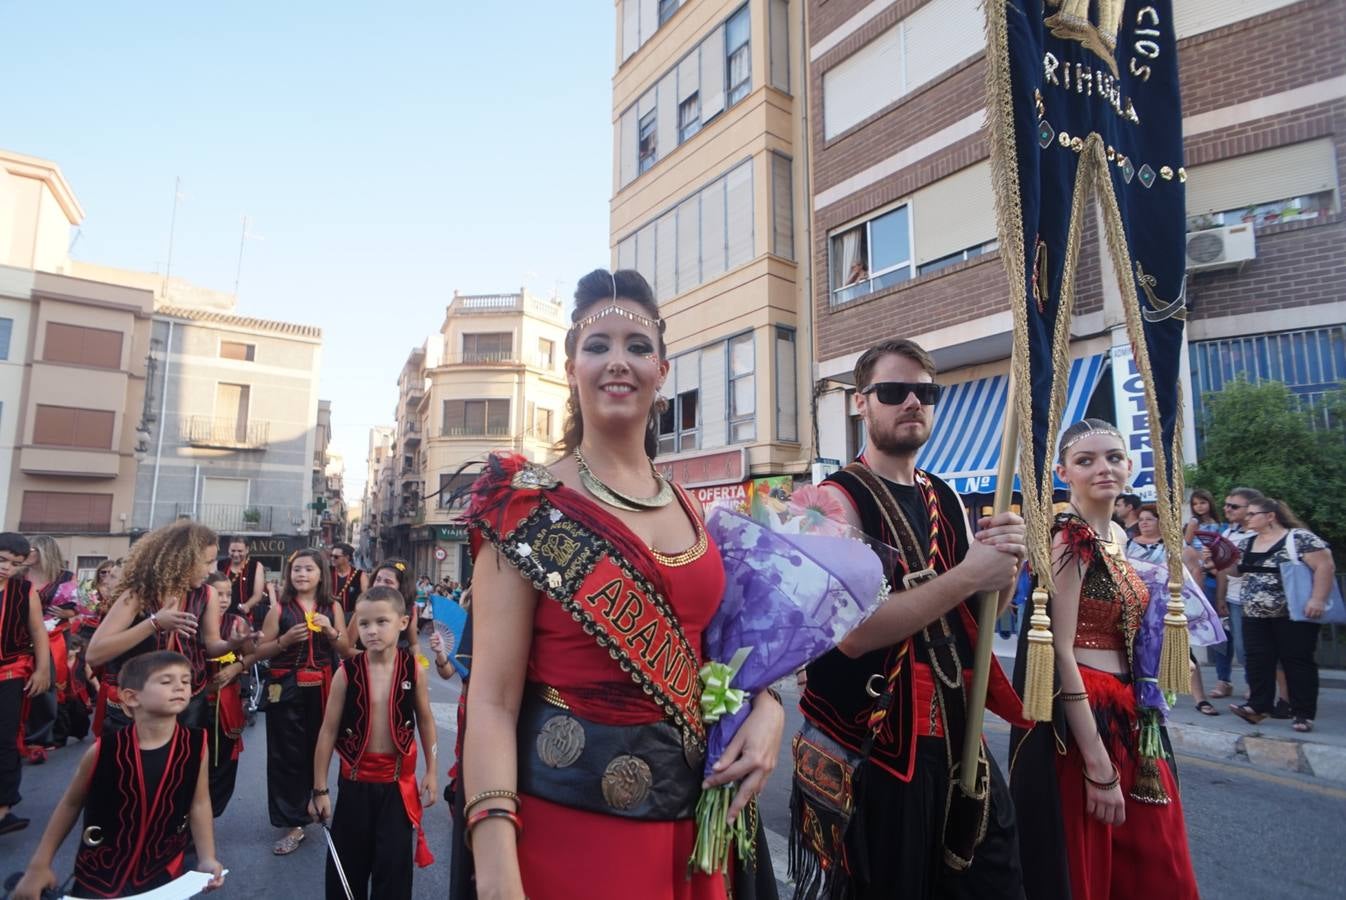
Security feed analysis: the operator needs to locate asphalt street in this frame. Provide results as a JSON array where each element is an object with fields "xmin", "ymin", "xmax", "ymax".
[{"xmin": 4, "ymin": 675, "xmax": 1344, "ymax": 899}]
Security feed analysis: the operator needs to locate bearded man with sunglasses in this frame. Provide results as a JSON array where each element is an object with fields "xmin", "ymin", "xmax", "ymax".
[{"xmin": 789, "ymin": 339, "xmax": 1029, "ymax": 900}]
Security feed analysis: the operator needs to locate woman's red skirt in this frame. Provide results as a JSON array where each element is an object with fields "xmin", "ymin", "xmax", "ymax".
[
  {"xmin": 517, "ymin": 793, "xmax": 727, "ymax": 900},
  {"xmin": 1055, "ymin": 668, "xmax": 1199, "ymax": 900}
]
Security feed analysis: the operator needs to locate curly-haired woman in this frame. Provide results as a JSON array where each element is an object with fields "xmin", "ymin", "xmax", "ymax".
[{"xmin": 87, "ymin": 521, "xmax": 220, "ymax": 737}]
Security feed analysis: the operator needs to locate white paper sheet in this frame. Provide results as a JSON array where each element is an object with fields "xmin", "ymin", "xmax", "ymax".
[{"xmin": 64, "ymin": 869, "xmax": 227, "ymax": 900}]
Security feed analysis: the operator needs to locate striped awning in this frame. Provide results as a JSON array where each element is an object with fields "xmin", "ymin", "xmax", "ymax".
[{"xmin": 915, "ymin": 354, "xmax": 1108, "ymax": 495}]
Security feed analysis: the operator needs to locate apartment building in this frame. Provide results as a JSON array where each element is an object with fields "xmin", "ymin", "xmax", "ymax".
[
  {"xmin": 0, "ymin": 150, "xmax": 157, "ymax": 574},
  {"xmin": 385, "ymin": 290, "xmax": 570, "ymax": 581},
  {"xmin": 312, "ymin": 400, "xmax": 347, "ymax": 547},
  {"xmin": 612, "ymin": 0, "xmax": 813, "ymax": 503},
  {"xmin": 359, "ymin": 425, "xmax": 395, "ymax": 566},
  {"xmin": 806, "ymin": 0, "xmax": 1344, "ymax": 501}
]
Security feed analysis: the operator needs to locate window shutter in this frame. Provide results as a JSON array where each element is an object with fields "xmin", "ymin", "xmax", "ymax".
[
  {"xmin": 700, "ymin": 178, "xmax": 727, "ymax": 280},
  {"xmin": 636, "ymin": 223, "xmax": 657, "ymax": 288},
  {"xmin": 1185, "ymin": 139, "xmax": 1340, "ymax": 217},
  {"xmin": 676, "ymin": 196, "xmax": 700, "ymax": 292},
  {"xmin": 700, "ymin": 341, "xmax": 727, "ymax": 447},
  {"xmin": 639, "ymin": 0, "xmax": 657, "ymax": 45},
  {"xmin": 622, "ymin": 0, "xmax": 640, "ymax": 61},
  {"xmin": 618, "ymin": 235, "xmax": 637, "ymax": 272},
  {"xmin": 637, "ymin": 88, "xmax": 655, "ymax": 119},
  {"xmin": 775, "ymin": 328, "xmax": 798, "ymax": 441},
  {"xmin": 700, "ymin": 25, "xmax": 726, "ymax": 120},
  {"xmin": 904, "ymin": 0, "xmax": 983, "ymax": 95},
  {"xmin": 725, "ymin": 161, "xmax": 754, "ymax": 269},
  {"xmin": 912, "ymin": 160, "xmax": 995, "ymax": 264},
  {"xmin": 677, "ymin": 49, "xmax": 699, "ymax": 102},
  {"xmin": 771, "ymin": 153, "xmax": 794, "ymax": 260},
  {"xmin": 619, "ymin": 108, "xmax": 638, "ymax": 187},
  {"xmin": 442, "ymin": 399, "xmax": 465, "ymax": 433},
  {"xmin": 656, "ymin": 212, "xmax": 677, "ymax": 302},
  {"xmin": 656, "ymin": 72, "xmax": 678, "ymax": 162},
  {"xmin": 769, "ymin": 0, "xmax": 790, "ymax": 92},
  {"xmin": 822, "ymin": 25, "xmax": 901, "ymax": 139}
]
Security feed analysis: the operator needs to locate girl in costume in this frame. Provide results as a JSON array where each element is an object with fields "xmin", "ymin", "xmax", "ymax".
[
  {"xmin": 1010, "ymin": 419, "xmax": 1198, "ymax": 900},
  {"xmin": 256, "ymin": 548, "xmax": 355, "ymax": 855},
  {"xmin": 456, "ymin": 269, "xmax": 784, "ymax": 900},
  {"xmin": 370, "ymin": 557, "xmax": 421, "ymax": 650},
  {"xmin": 87, "ymin": 521, "xmax": 219, "ymax": 737}
]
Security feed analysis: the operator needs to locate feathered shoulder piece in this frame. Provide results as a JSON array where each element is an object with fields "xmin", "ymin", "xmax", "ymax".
[
  {"xmin": 1053, "ymin": 511, "xmax": 1100, "ymax": 572},
  {"xmin": 460, "ymin": 452, "xmax": 559, "ymax": 539}
]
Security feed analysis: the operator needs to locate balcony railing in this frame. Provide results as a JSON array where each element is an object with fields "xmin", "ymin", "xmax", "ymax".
[
  {"xmin": 183, "ymin": 416, "xmax": 269, "ymax": 449},
  {"xmin": 178, "ymin": 503, "xmax": 274, "ymax": 533},
  {"xmin": 441, "ymin": 425, "xmax": 512, "ymax": 438}
]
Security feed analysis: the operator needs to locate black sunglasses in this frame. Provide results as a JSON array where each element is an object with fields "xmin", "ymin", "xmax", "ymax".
[{"xmin": 861, "ymin": 381, "xmax": 944, "ymax": 406}]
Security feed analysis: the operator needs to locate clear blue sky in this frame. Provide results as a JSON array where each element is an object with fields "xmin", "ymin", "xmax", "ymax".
[{"xmin": 2, "ymin": 1, "xmax": 614, "ymax": 496}]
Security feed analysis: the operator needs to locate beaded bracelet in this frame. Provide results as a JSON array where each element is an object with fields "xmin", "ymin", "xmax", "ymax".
[
  {"xmin": 465, "ymin": 789, "xmax": 519, "ymax": 814},
  {"xmin": 1059, "ymin": 691, "xmax": 1089, "ymax": 703},
  {"xmin": 464, "ymin": 807, "xmax": 523, "ymax": 850},
  {"xmin": 1081, "ymin": 761, "xmax": 1121, "ymax": 791}
]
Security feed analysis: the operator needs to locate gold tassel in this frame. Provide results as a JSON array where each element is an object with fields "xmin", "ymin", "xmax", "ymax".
[
  {"xmin": 1159, "ymin": 579, "xmax": 1189, "ymax": 695},
  {"xmin": 1129, "ymin": 755, "xmax": 1171, "ymax": 805},
  {"xmin": 1022, "ymin": 588, "xmax": 1056, "ymax": 722}
]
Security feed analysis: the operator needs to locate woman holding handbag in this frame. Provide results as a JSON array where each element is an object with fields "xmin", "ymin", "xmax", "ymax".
[{"xmin": 1229, "ymin": 498, "xmax": 1335, "ymax": 733}]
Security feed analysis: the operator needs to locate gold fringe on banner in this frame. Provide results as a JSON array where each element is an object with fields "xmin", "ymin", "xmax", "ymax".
[{"xmin": 1090, "ymin": 136, "xmax": 1191, "ymax": 696}]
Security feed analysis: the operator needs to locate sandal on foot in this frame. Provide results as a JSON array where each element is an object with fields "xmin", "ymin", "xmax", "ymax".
[
  {"xmin": 1230, "ymin": 704, "xmax": 1266, "ymax": 725},
  {"xmin": 1209, "ymin": 682, "xmax": 1233, "ymax": 699},
  {"xmin": 1195, "ymin": 701, "xmax": 1220, "ymax": 716},
  {"xmin": 1292, "ymin": 717, "xmax": 1314, "ymax": 733},
  {"xmin": 273, "ymin": 829, "xmax": 305, "ymax": 855},
  {"xmin": 1270, "ymin": 699, "xmax": 1293, "ymax": 719}
]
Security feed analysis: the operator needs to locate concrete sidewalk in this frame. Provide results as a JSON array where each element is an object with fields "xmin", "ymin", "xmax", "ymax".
[{"xmin": 989, "ymin": 634, "xmax": 1346, "ymax": 786}]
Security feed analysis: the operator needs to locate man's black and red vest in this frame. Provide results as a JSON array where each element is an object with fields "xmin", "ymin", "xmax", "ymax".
[
  {"xmin": 331, "ymin": 567, "xmax": 364, "ymax": 616},
  {"xmin": 800, "ymin": 466, "xmax": 1023, "ymax": 782},
  {"xmin": 334, "ymin": 648, "xmax": 418, "ymax": 768},
  {"xmin": 219, "ymin": 558, "xmax": 261, "ymax": 617},
  {"xmin": 73, "ymin": 724, "xmax": 206, "ymax": 897},
  {"xmin": 0, "ymin": 577, "xmax": 35, "ymax": 670}
]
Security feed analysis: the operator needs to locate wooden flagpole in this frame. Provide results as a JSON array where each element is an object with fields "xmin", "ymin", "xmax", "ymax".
[{"xmin": 959, "ymin": 370, "xmax": 1021, "ymax": 793}]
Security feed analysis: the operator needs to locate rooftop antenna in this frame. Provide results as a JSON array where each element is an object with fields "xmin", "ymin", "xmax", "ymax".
[
  {"xmin": 68, "ymin": 229, "xmax": 82, "ymax": 255},
  {"xmin": 233, "ymin": 215, "xmax": 265, "ymax": 297},
  {"xmin": 163, "ymin": 177, "xmax": 185, "ymax": 297}
]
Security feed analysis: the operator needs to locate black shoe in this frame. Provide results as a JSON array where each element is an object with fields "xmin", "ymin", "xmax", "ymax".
[
  {"xmin": 0, "ymin": 812, "xmax": 31, "ymax": 835},
  {"xmin": 1270, "ymin": 699, "xmax": 1293, "ymax": 719}
]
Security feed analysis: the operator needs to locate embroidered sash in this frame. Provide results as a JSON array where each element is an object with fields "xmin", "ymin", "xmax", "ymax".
[{"xmin": 470, "ymin": 459, "xmax": 706, "ymax": 750}]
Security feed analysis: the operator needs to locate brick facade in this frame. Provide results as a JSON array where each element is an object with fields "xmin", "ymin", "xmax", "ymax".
[{"xmin": 810, "ymin": 0, "xmax": 1345, "ymax": 366}]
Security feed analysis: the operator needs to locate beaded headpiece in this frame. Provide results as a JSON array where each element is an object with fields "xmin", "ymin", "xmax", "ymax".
[
  {"xmin": 568, "ymin": 303, "xmax": 663, "ymax": 336},
  {"xmin": 1059, "ymin": 422, "xmax": 1125, "ymax": 456}
]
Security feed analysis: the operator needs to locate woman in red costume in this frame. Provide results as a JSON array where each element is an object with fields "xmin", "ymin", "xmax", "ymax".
[
  {"xmin": 456, "ymin": 269, "xmax": 784, "ymax": 900},
  {"xmin": 1010, "ymin": 419, "xmax": 1198, "ymax": 900}
]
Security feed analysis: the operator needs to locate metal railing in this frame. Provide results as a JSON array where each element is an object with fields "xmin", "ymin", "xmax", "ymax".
[
  {"xmin": 183, "ymin": 416, "xmax": 269, "ymax": 449},
  {"xmin": 179, "ymin": 503, "xmax": 274, "ymax": 533},
  {"xmin": 441, "ymin": 425, "xmax": 512, "ymax": 437}
]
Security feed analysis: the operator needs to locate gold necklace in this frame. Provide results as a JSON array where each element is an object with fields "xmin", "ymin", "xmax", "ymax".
[{"xmin": 573, "ymin": 449, "xmax": 674, "ymax": 511}]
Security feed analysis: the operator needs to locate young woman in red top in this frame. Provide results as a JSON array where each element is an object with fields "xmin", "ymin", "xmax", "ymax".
[
  {"xmin": 1010, "ymin": 420, "xmax": 1198, "ymax": 900},
  {"xmin": 457, "ymin": 269, "xmax": 784, "ymax": 900}
]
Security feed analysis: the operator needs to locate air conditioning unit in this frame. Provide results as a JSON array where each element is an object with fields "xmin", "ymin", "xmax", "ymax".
[{"xmin": 1185, "ymin": 224, "xmax": 1255, "ymax": 273}]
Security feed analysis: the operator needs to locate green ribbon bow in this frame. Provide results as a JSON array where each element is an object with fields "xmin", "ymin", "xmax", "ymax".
[{"xmin": 699, "ymin": 647, "xmax": 753, "ymax": 723}]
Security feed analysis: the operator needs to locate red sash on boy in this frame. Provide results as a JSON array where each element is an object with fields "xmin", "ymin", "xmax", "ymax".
[
  {"xmin": 335, "ymin": 649, "xmax": 433, "ymax": 866},
  {"xmin": 467, "ymin": 453, "xmax": 706, "ymax": 751}
]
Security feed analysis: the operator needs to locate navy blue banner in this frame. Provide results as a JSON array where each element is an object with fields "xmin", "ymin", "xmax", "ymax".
[{"xmin": 991, "ymin": 0, "xmax": 1187, "ymax": 502}]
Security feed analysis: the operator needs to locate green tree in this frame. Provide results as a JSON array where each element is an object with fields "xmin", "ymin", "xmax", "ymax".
[{"xmin": 1187, "ymin": 378, "xmax": 1346, "ymax": 557}]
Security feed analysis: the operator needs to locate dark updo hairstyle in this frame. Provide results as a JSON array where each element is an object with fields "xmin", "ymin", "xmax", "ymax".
[{"xmin": 560, "ymin": 268, "xmax": 667, "ymax": 458}]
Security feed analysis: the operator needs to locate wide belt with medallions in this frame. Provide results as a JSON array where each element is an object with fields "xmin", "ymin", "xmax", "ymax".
[
  {"xmin": 486, "ymin": 492, "xmax": 706, "ymax": 752},
  {"xmin": 517, "ymin": 685, "xmax": 704, "ymax": 820}
]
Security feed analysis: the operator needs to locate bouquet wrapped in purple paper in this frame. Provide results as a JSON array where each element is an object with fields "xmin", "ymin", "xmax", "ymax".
[{"xmin": 690, "ymin": 489, "xmax": 896, "ymax": 874}]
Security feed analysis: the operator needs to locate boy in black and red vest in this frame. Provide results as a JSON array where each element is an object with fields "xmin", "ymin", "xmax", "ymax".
[
  {"xmin": 0, "ymin": 533, "xmax": 50, "ymax": 836},
  {"xmin": 11, "ymin": 650, "xmax": 224, "ymax": 899},
  {"xmin": 311, "ymin": 586, "xmax": 436, "ymax": 900}
]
